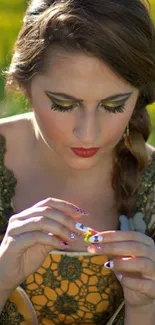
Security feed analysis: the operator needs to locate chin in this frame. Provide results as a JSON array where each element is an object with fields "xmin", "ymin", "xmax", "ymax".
[{"xmin": 64, "ymin": 157, "xmax": 100, "ymax": 170}]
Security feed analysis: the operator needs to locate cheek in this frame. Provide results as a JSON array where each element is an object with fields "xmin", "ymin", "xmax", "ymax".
[
  {"xmin": 102, "ymin": 108, "xmax": 134, "ymax": 145},
  {"xmin": 34, "ymin": 108, "xmax": 72, "ymax": 141},
  {"xmin": 31, "ymin": 80, "xmax": 73, "ymax": 142}
]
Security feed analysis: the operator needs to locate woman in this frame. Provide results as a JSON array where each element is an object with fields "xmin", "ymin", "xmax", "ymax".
[{"xmin": 0, "ymin": 0, "xmax": 155, "ymax": 324}]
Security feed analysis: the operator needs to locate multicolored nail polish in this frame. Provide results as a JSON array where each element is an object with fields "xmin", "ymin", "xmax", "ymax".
[
  {"xmin": 88, "ymin": 234, "xmax": 103, "ymax": 243},
  {"xmin": 87, "ymin": 245, "xmax": 103, "ymax": 254},
  {"xmin": 60, "ymin": 241, "xmax": 70, "ymax": 248},
  {"xmin": 69, "ymin": 232, "xmax": 79, "ymax": 240},
  {"xmin": 87, "ymin": 245, "xmax": 96, "ymax": 254},
  {"xmin": 75, "ymin": 208, "xmax": 89, "ymax": 215},
  {"xmin": 95, "ymin": 245, "xmax": 103, "ymax": 252},
  {"xmin": 116, "ymin": 274, "xmax": 123, "ymax": 282},
  {"xmin": 84, "ymin": 231, "xmax": 92, "ymax": 243},
  {"xmin": 75, "ymin": 222, "xmax": 89, "ymax": 234},
  {"xmin": 104, "ymin": 261, "xmax": 114, "ymax": 269}
]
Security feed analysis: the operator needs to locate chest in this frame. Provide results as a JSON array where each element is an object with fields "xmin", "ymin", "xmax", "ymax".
[{"xmin": 12, "ymin": 168, "xmax": 119, "ymax": 251}]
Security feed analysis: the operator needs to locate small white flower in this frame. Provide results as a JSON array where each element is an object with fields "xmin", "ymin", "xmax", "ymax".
[{"xmin": 119, "ymin": 212, "xmax": 146, "ymax": 233}]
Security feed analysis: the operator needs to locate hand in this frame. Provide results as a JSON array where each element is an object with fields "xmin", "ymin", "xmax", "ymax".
[
  {"xmin": 0, "ymin": 197, "xmax": 89, "ymax": 294},
  {"xmin": 87, "ymin": 230, "xmax": 155, "ymax": 308}
]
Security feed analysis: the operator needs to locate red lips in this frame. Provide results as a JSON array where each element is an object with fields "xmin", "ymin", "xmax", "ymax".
[{"xmin": 71, "ymin": 147, "xmax": 100, "ymax": 158}]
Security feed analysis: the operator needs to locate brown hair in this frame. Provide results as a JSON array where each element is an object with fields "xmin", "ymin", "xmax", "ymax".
[{"xmin": 6, "ymin": 0, "xmax": 155, "ymax": 217}]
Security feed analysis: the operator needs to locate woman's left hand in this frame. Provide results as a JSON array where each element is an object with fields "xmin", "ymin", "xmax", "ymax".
[{"xmin": 87, "ymin": 230, "xmax": 155, "ymax": 307}]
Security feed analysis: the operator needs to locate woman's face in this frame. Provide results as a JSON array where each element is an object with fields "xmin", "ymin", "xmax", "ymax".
[{"xmin": 30, "ymin": 50, "xmax": 139, "ymax": 170}]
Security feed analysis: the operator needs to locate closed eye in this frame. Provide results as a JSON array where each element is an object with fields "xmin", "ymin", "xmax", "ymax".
[
  {"xmin": 47, "ymin": 95, "xmax": 126, "ymax": 114},
  {"xmin": 103, "ymin": 104, "xmax": 126, "ymax": 113},
  {"xmin": 50, "ymin": 101, "xmax": 126, "ymax": 114},
  {"xmin": 51, "ymin": 100, "xmax": 79, "ymax": 112}
]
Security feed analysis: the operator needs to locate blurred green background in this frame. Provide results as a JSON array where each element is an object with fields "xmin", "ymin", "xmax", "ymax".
[{"xmin": 0, "ymin": 0, "xmax": 155, "ymax": 145}]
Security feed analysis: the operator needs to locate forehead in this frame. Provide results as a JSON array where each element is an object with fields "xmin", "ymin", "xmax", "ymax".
[{"xmin": 37, "ymin": 48, "xmax": 135, "ymax": 100}]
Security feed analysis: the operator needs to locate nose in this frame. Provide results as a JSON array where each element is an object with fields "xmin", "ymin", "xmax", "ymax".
[{"xmin": 73, "ymin": 110, "xmax": 101, "ymax": 146}]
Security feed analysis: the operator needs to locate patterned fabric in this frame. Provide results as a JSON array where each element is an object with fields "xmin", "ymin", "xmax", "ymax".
[
  {"xmin": 0, "ymin": 134, "xmax": 155, "ymax": 325},
  {"xmin": 0, "ymin": 135, "xmax": 17, "ymax": 238},
  {"xmin": 135, "ymin": 151, "xmax": 155, "ymax": 241},
  {"xmin": 21, "ymin": 254, "xmax": 123, "ymax": 324},
  {"xmin": 0, "ymin": 300, "xmax": 25, "ymax": 324}
]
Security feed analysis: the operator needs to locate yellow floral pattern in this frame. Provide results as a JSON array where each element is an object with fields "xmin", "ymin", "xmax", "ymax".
[{"xmin": 20, "ymin": 254, "xmax": 123, "ymax": 324}]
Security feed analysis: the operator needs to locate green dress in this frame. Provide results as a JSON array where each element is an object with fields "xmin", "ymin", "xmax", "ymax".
[{"xmin": 0, "ymin": 134, "xmax": 155, "ymax": 325}]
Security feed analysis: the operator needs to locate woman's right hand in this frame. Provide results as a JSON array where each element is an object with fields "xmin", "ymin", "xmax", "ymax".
[{"xmin": 0, "ymin": 197, "xmax": 89, "ymax": 295}]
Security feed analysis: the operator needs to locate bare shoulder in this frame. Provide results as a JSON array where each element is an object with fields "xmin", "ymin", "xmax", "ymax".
[
  {"xmin": 145, "ymin": 142, "xmax": 155, "ymax": 162},
  {"xmin": 0, "ymin": 112, "xmax": 35, "ymax": 168},
  {"xmin": 0, "ymin": 112, "xmax": 33, "ymax": 137},
  {"xmin": 0, "ymin": 112, "xmax": 34, "ymax": 143}
]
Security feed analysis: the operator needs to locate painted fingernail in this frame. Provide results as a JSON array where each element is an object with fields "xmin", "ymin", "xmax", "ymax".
[
  {"xmin": 69, "ymin": 232, "xmax": 79, "ymax": 240},
  {"xmin": 60, "ymin": 241, "xmax": 70, "ymax": 248},
  {"xmin": 75, "ymin": 208, "xmax": 89, "ymax": 215},
  {"xmin": 88, "ymin": 234, "xmax": 103, "ymax": 243},
  {"xmin": 95, "ymin": 245, "xmax": 103, "ymax": 252},
  {"xmin": 104, "ymin": 260, "xmax": 114, "ymax": 269},
  {"xmin": 87, "ymin": 245, "xmax": 103, "ymax": 254},
  {"xmin": 116, "ymin": 274, "xmax": 123, "ymax": 282},
  {"xmin": 75, "ymin": 222, "xmax": 89, "ymax": 234}
]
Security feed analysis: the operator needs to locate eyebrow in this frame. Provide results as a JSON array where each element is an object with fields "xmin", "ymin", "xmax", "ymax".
[{"xmin": 45, "ymin": 91, "xmax": 133, "ymax": 102}]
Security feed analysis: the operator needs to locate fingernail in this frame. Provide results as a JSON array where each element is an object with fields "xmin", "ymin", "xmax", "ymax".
[
  {"xmin": 87, "ymin": 245, "xmax": 103, "ymax": 254},
  {"xmin": 60, "ymin": 241, "xmax": 70, "ymax": 248},
  {"xmin": 69, "ymin": 232, "xmax": 79, "ymax": 240},
  {"xmin": 116, "ymin": 274, "xmax": 123, "ymax": 282},
  {"xmin": 75, "ymin": 208, "xmax": 89, "ymax": 215},
  {"xmin": 104, "ymin": 260, "xmax": 114, "ymax": 269},
  {"xmin": 88, "ymin": 234, "xmax": 103, "ymax": 243},
  {"xmin": 75, "ymin": 222, "xmax": 89, "ymax": 234}
]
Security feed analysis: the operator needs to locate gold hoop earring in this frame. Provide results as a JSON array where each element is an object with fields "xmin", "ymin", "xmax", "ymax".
[
  {"xmin": 126, "ymin": 125, "xmax": 130, "ymax": 137},
  {"xmin": 124, "ymin": 125, "xmax": 131, "ymax": 148}
]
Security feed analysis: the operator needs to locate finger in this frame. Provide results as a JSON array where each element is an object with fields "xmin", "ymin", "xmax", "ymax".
[
  {"xmin": 87, "ymin": 241, "xmax": 155, "ymax": 261},
  {"xmin": 104, "ymin": 257, "xmax": 155, "ymax": 277},
  {"xmin": 34, "ymin": 197, "xmax": 89, "ymax": 217},
  {"xmin": 8, "ymin": 232, "xmax": 70, "ymax": 252},
  {"xmin": 11, "ymin": 207, "xmax": 78, "ymax": 231},
  {"xmin": 120, "ymin": 276, "xmax": 155, "ymax": 300},
  {"xmin": 10, "ymin": 206, "xmax": 91, "ymax": 236},
  {"xmin": 8, "ymin": 216, "xmax": 79, "ymax": 243},
  {"xmin": 87, "ymin": 231, "xmax": 154, "ymax": 247}
]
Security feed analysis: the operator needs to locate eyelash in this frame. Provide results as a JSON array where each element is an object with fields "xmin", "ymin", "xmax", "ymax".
[
  {"xmin": 51, "ymin": 101, "xmax": 78, "ymax": 112},
  {"xmin": 50, "ymin": 100, "xmax": 126, "ymax": 114}
]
